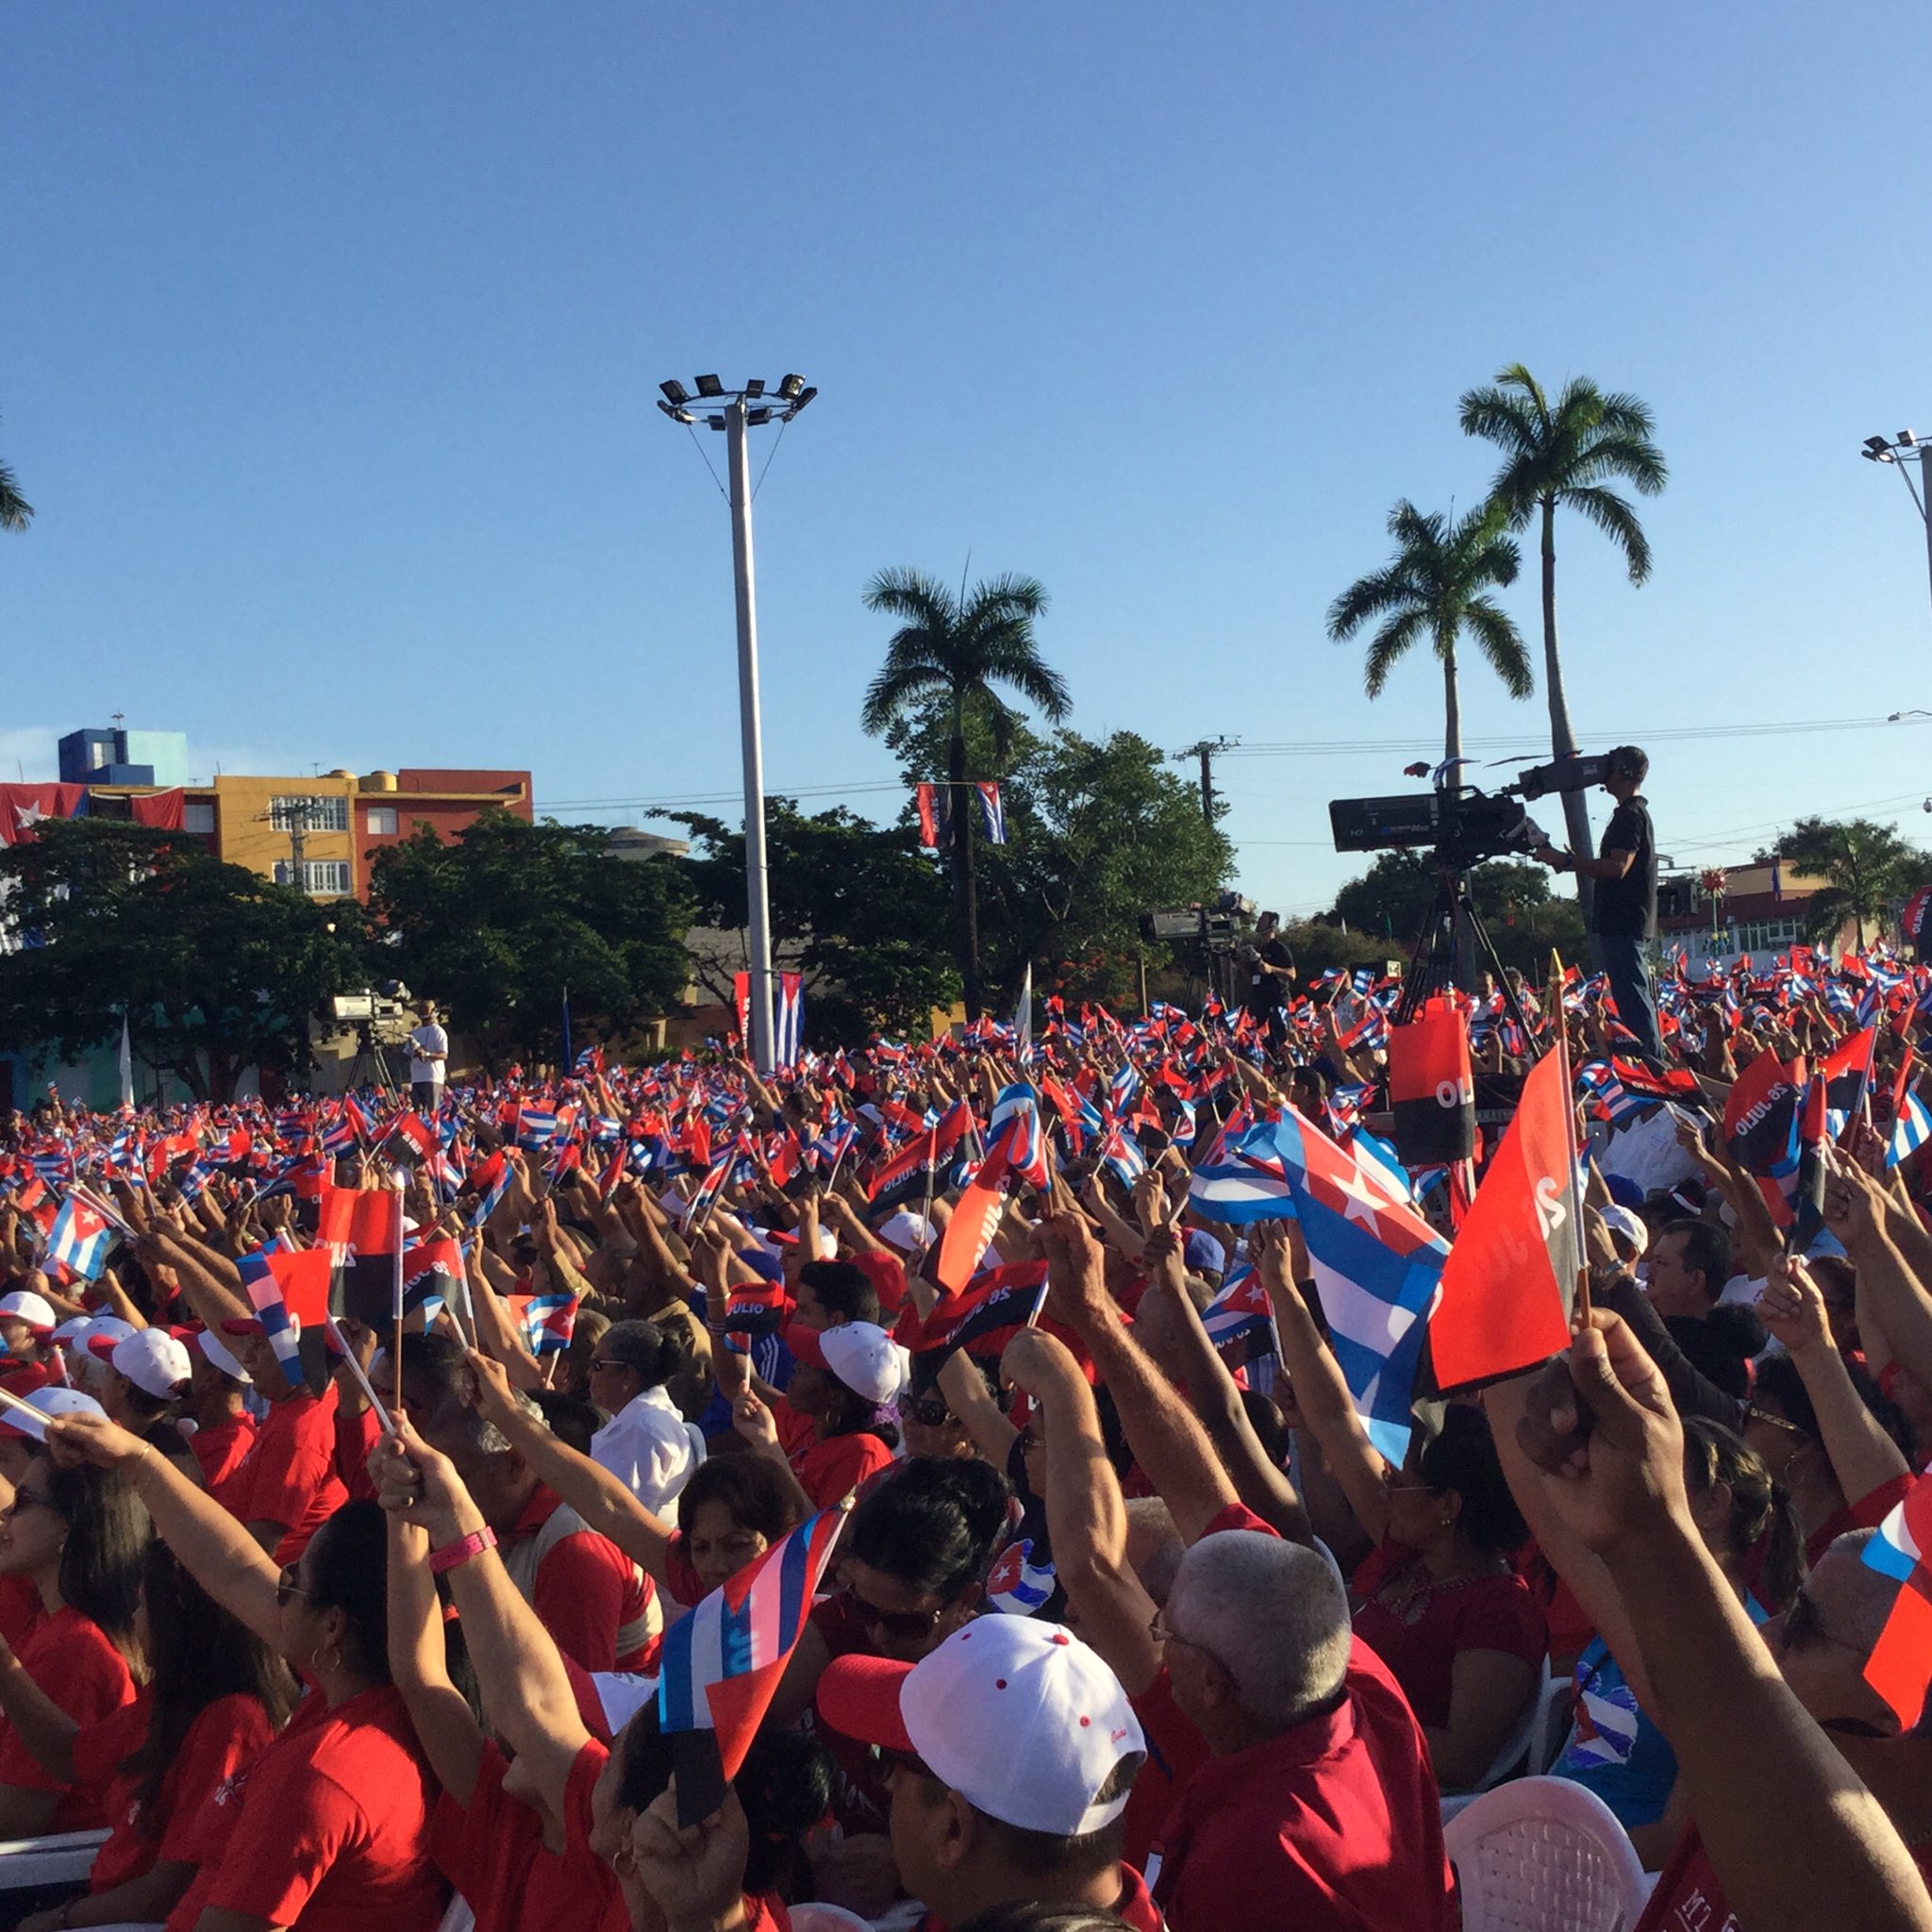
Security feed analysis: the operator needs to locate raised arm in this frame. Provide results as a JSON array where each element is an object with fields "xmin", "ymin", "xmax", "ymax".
[
  {"xmin": 381, "ymin": 1497, "xmax": 485, "ymax": 1803},
  {"xmin": 1038, "ymin": 1209, "xmax": 1239, "ymax": 1546}
]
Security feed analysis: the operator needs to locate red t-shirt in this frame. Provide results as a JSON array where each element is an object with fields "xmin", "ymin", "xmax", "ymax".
[
  {"xmin": 214, "ymin": 1387, "xmax": 350, "ymax": 1565},
  {"xmin": 1635, "ymin": 1822, "xmax": 1932, "ymax": 1931},
  {"xmin": 334, "ymin": 1400, "xmax": 383, "ymax": 1502},
  {"xmin": 188, "ymin": 1411, "xmax": 258, "ymax": 1492},
  {"xmin": 792, "ymin": 1429, "xmax": 895, "ymax": 1509},
  {"xmin": 186, "ymin": 1683, "xmax": 444, "ymax": 1932},
  {"xmin": 563, "ymin": 1739, "xmax": 641, "ymax": 1932},
  {"xmin": 0, "ymin": 1574, "xmax": 41, "ymax": 1652},
  {"xmin": 78, "ymin": 1689, "xmax": 277, "ymax": 1896},
  {"xmin": 1808, "ymin": 1471, "xmax": 1916, "ymax": 1570},
  {"xmin": 0, "ymin": 1606, "xmax": 137, "ymax": 1829},
  {"xmin": 505, "ymin": 1487, "xmax": 659, "ymax": 1674},
  {"xmin": 430, "ymin": 1738, "xmax": 621, "ymax": 1932},
  {"xmin": 1122, "ymin": 1667, "xmax": 1215, "ymax": 1874},
  {"xmin": 1349, "ymin": 1541, "xmax": 1549, "ymax": 1730}
]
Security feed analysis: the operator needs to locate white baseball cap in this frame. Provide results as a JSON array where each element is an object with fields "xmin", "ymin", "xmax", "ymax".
[
  {"xmin": 193, "ymin": 1327, "xmax": 253, "ymax": 1386},
  {"xmin": 0, "ymin": 1293, "xmax": 57, "ymax": 1337},
  {"xmin": 0, "ymin": 1386, "xmax": 106, "ymax": 1441},
  {"xmin": 817, "ymin": 1616, "xmax": 1145, "ymax": 1837},
  {"xmin": 789, "ymin": 1320, "xmax": 909, "ymax": 1406},
  {"xmin": 49, "ymin": 1316, "xmax": 96, "ymax": 1353},
  {"xmin": 81, "ymin": 1318, "xmax": 137, "ymax": 1365},
  {"xmin": 110, "ymin": 1330, "xmax": 192, "ymax": 1401},
  {"xmin": 1599, "ymin": 1204, "xmax": 1649, "ymax": 1260},
  {"xmin": 876, "ymin": 1210, "xmax": 932, "ymax": 1254}
]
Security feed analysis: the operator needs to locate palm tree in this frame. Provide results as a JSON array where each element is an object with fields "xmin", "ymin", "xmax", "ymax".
[
  {"xmin": 1326, "ymin": 500, "xmax": 1532, "ymax": 767},
  {"xmin": 861, "ymin": 568, "xmax": 1071, "ymax": 1019},
  {"xmin": 0, "ymin": 425, "xmax": 31, "ymax": 532},
  {"xmin": 1457, "ymin": 366, "xmax": 1666, "ymax": 920},
  {"xmin": 1783, "ymin": 819, "xmax": 1918, "ymax": 951}
]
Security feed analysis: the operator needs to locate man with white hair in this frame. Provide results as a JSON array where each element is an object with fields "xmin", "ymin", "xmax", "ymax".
[{"xmin": 1144, "ymin": 1527, "xmax": 1456, "ymax": 1932}]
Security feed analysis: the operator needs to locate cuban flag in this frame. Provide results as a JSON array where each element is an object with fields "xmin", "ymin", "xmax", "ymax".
[
  {"xmin": 1890, "ymin": 1091, "xmax": 1932, "ymax": 1170},
  {"xmin": 657, "ymin": 1503, "xmax": 848, "ymax": 1789},
  {"xmin": 976, "ymin": 781, "xmax": 1006, "ymax": 845},
  {"xmin": 1244, "ymin": 1108, "xmax": 1451, "ymax": 1463},
  {"xmin": 1860, "ymin": 1477, "xmax": 1932, "ymax": 1728},
  {"xmin": 1201, "ymin": 1266, "xmax": 1277, "ymax": 1368},
  {"xmin": 685, "ymin": 1150, "xmax": 735, "ymax": 1227},
  {"xmin": 237, "ymin": 1245, "xmax": 332, "ymax": 1384},
  {"xmin": 985, "ymin": 1535, "xmax": 1058, "ymax": 1617},
  {"xmin": 519, "ymin": 1292, "xmax": 577, "ymax": 1356},
  {"xmin": 1097, "ymin": 1124, "xmax": 1146, "ymax": 1192},
  {"xmin": 1187, "ymin": 1117, "xmax": 1298, "ymax": 1224},
  {"xmin": 45, "ymin": 1193, "xmax": 117, "ymax": 1282},
  {"xmin": 986, "ymin": 1083, "xmax": 1052, "ymax": 1192},
  {"xmin": 466, "ymin": 1150, "xmax": 510, "ymax": 1229},
  {"xmin": 774, "ymin": 973, "xmax": 805, "ymax": 1070}
]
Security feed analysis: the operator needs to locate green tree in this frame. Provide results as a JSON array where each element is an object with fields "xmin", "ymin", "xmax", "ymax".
[
  {"xmin": 1326, "ymin": 501, "xmax": 1531, "ymax": 766},
  {"xmin": 859, "ymin": 568, "xmax": 1072, "ymax": 1020},
  {"xmin": 0, "ymin": 820, "xmax": 368, "ymax": 1101},
  {"xmin": 0, "ymin": 418, "xmax": 31, "ymax": 533},
  {"xmin": 1329, "ymin": 850, "xmax": 1585, "ymax": 977},
  {"xmin": 664, "ymin": 802, "xmax": 959, "ymax": 1044},
  {"xmin": 365, "ymin": 810, "xmax": 691, "ymax": 1070},
  {"xmin": 1458, "ymin": 365, "xmax": 1667, "ymax": 921},
  {"xmin": 1760, "ymin": 816, "xmax": 1923, "ymax": 948},
  {"xmin": 888, "ymin": 712, "xmax": 1234, "ymax": 1010}
]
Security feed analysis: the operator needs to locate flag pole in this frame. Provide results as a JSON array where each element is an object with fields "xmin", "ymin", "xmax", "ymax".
[
  {"xmin": 391, "ymin": 1187, "xmax": 406, "ymax": 1411},
  {"xmin": 1550, "ymin": 956, "xmax": 1591, "ymax": 1327}
]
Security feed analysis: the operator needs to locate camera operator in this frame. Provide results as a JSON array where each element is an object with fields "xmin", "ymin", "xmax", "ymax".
[
  {"xmin": 1243, "ymin": 909, "xmax": 1297, "ymax": 1051},
  {"xmin": 407, "ymin": 999, "xmax": 448, "ymax": 1113},
  {"xmin": 1535, "ymin": 744, "xmax": 1661, "ymax": 1063}
]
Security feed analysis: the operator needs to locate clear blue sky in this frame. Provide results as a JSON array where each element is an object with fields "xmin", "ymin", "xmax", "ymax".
[{"xmin": 7, "ymin": 1, "xmax": 1932, "ymax": 920}]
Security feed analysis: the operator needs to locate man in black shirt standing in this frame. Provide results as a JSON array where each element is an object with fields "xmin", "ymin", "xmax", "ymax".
[
  {"xmin": 1243, "ymin": 910, "xmax": 1296, "ymax": 1052},
  {"xmin": 1535, "ymin": 744, "xmax": 1661, "ymax": 1062}
]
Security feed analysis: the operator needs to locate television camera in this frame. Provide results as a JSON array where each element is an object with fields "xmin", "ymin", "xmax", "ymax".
[
  {"xmin": 325, "ymin": 980, "xmax": 416, "ymax": 1090},
  {"xmin": 1324, "ymin": 756, "xmax": 1615, "ymax": 1045}
]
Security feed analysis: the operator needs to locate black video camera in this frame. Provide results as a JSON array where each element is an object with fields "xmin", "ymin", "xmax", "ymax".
[{"xmin": 1328, "ymin": 787, "xmax": 1548, "ymax": 869}]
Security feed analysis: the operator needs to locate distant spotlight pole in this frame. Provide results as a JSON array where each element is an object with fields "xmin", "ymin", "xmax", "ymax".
[
  {"xmin": 1861, "ymin": 430, "xmax": 1932, "ymax": 634},
  {"xmin": 658, "ymin": 374, "xmax": 818, "ymax": 1073}
]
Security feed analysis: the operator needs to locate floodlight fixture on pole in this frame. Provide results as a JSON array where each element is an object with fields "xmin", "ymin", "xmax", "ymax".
[
  {"xmin": 1861, "ymin": 429, "xmax": 1932, "ymax": 632},
  {"xmin": 656, "ymin": 375, "xmax": 817, "ymax": 1073}
]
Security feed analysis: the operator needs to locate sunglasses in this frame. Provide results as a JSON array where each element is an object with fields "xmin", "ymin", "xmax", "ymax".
[
  {"xmin": 866, "ymin": 1741, "xmax": 939, "ymax": 1784},
  {"xmin": 1745, "ymin": 1404, "xmax": 1809, "ymax": 1441},
  {"xmin": 588, "ymin": 1358, "xmax": 635, "ymax": 1374},
  {"xmin": 841, "ymin": 1588, "xmax": 945, "ymax": 1643},
  {"xmin": 904, "ymin": 1399, "xmax": 953, "ymax": 1428},
  {"xmin": 275, "ymin": 1564, "xmax": 313, "ymax": 1609}
]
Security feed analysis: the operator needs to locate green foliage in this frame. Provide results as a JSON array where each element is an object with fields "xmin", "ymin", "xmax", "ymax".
[
  {"xmin": 365, "ymin": 809, "xmax": 691, "ymax": 1071},
  {"xmin": 664, "ymin": 802, "xmax": 959, "ymax": 1043},
  {"xmin": 0, "ymin": 417, "xmax": 31, "ymax": 533},
  {"xmin": 1758, "ymin": 817, "xmax": 1926, "ymax": 948},
  {"xmin": 1327, "ymin": 850, "xmax": 1586, "ymax": 975},
  {"xmin": 888, "ymin": 710, "xmax": 1235, "ymax": 1008},
  {"xmin": 1325, "ymin": 500, "xmax": 1531, "ymax": 760},
  {"xmin": 0, "ymin": 819, "xmax": 368, "ymax": 1101}
]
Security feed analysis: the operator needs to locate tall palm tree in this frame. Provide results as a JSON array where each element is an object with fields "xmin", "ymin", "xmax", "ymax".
[
  {"xmin": 860, "ymin": 568, "xmax": 1071, "ymax": 1019},
  {"xmin": 1789, "ymin": 820, "xmax": 1917, "ymax": 951},
  {"xmin": 0, "ymin": 425, "xmax": 32, "ymax": 532},
  {"xmin": 1326, "ymin": 500, "xmax": 1532, "ymax": 767},
  {"xmin": 1457, "ymin": 365, "xmax": 1666, "ymax": 920}
]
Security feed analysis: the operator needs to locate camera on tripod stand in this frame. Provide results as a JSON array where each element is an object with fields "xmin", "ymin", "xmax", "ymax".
[{"xmin": 1324, "ymin": 752, "xmax": 1607, "ymax": 868}]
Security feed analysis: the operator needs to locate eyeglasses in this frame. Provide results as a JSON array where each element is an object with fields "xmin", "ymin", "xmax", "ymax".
[
  {"xmin": 275, "ymin": 1565, "xmax": 313, "ymax": 1608},
  {"xmin": 841, "ymin": 1588, "xmax": 946, "ymax": 1643},
  {"xmin": 1148, "ymin": 1606, "xmax": 1209, "ymax": 1655},
  {"xmin": 588, "ymin": 1358, "xmax": 635, "ymax": 1374},
  {"xmin": 1744, "ymin": 1404, "xmax": 1809, "ymax": 1441},
  {"xmin": 865, "ymin": 1741, "xmax": 939, "ymax": 1784}
]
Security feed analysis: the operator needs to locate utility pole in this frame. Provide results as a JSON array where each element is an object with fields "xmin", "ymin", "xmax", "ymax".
[
  {"xmin": 1861, "ymin": 432, "xmax": 1932, "ymax": 636},
  {"xmin": 1171, "ymin": 737, "xmax": 1239, "ymax": 1004}
]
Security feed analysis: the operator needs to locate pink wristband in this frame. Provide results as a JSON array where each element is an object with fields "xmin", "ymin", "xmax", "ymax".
[{"xmin": 429, "ymin": 1525, "xmax": 497, "ymax": 1575}]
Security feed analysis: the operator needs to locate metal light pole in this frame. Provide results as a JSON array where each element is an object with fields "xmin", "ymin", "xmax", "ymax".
[
  {"xmin": 1861, "ymin": 431, "xmax": 1932, "ymax": 630},
  {"xmin": 658, "ymin": 375, "xmax": 817, "ymax": 1073}
]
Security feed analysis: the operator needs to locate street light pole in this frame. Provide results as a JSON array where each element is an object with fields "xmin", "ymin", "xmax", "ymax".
[
  {"xmin": 658, "ymin": 374, "xmax": 817, "ymax": 1074},
  {"xmin": 1861, "ymin": 431, "xmax": 1932, "ymax": 630},
  {"xmin": 724, "ymin": 398, "xmax": 775, "ymax": 1075}
]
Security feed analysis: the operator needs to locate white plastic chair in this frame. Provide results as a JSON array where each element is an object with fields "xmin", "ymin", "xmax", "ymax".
[
  {"xmin": 1443, "ymin": 1775, "xmax": 1649, "ymax": 1932},
  {"xmin": 0, "ymin": 1827, "xmax": 111, "ymax": 1891},
  {"xmin": 1526, "ymin": 1665, "xmax": 1575, "ymax": 1776},
  {"xmin": 788, "ymin": 1907, "xmax": 876, "ymax": 1932},
  {"xmin": 1439, "ymin": 1690, "xmax": 1539, "ymax": 1816}
]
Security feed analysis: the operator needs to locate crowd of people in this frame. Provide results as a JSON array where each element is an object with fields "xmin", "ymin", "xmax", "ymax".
[{"xmin": 0, "ymin": 930, "xmax": 1929, "ymax": 1932}]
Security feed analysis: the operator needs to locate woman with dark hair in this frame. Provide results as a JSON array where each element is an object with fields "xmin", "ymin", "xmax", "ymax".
[
  {"xmin": 1265, "ymin": 1255, "xmax": 1548, "ymax": 1791},
  {"xmin": 42, "ymin": 1412, "xmax": 446, "ymax": 1932},
  {"xmin": 0, "ymin": 1450, "xmax": 146, "ymax": 1833},
  {"xmin": 1548, "ymin": 1418, "xmax": 1801, "ymax": 1863},
  {"xmin": 588, "ymin": 1317, "xmax": 705, "ymax": 1517},
  {"xmin": 11, "ymin": 1541, "xmax": 296, "ymax": 1932}
]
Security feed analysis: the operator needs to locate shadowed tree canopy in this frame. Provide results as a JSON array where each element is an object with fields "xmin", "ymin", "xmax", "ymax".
[
  {"xmin": 1329, "ymin": 849, "xmax": 1586, "ymax": 975},
  {"xmin": 0, "ymin": 819, "xmax": 369, "ymax": 1102},
  {"xmin": 365, "ymin": 808, "xmax": 691, "ymax": 1071},
  {"xmin": 1753, "ymin": 816, "xmax": 1925, "ymax": 948},
  {"xmin": 0, "ymin": 415, "xmax": 31, "ymax": 533},
  {"xmin": 663, "ymin": 801, "xmax": 959, "ymax": 1044}
]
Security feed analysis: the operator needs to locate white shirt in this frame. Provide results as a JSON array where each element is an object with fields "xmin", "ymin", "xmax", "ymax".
[
  {"xmin": 591, "ymin": 1385, "xmax": 705, "ymax": 1520},
  {"xmin": 408, "ymin": 1022, "xmax": 449, "ymax": 1086}
]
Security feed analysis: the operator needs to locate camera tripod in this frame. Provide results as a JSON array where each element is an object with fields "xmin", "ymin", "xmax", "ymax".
[
  {"xmin": 1391, "ymin": 863, "xmax": 1545, "ymax": 1060},
  {"xmin": 345, "ymin": 1022, "xmax": 398, "ymax": 1093}
]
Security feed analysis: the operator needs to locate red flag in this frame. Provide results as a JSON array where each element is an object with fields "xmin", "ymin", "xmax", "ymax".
[
  {"xmin": 1723, "ymin": 1049, "xmax": 1807, "ymax": 1228},
  {"xmin": 916, "ymin": 783, "xmax": 940, "ymax": 850},
  {"xmin": 1427, "ymin": 1045, "xmax": 1577, "ymax": 1391},
  {"xmin": 1387, "ymin": 997, "xmax": 1474, "ymax": 1166}
]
